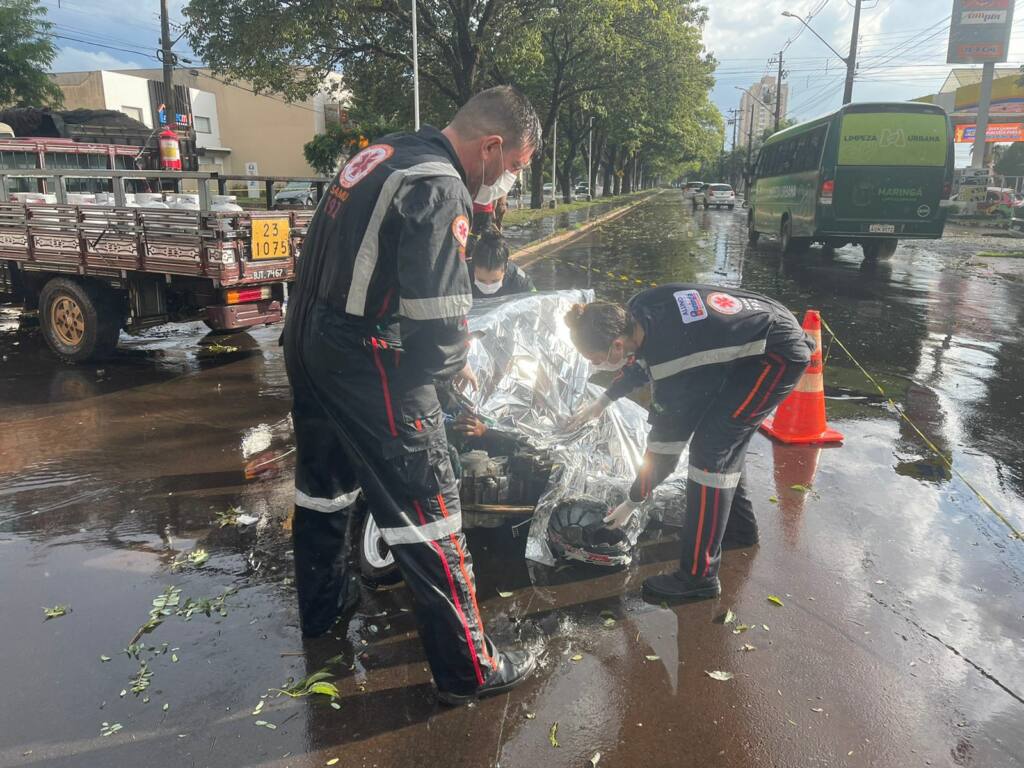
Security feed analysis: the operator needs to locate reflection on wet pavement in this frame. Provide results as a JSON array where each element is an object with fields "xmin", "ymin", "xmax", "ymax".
[{"xmin": 1, "ymin": 190, "xmax": 1022, "ymax": 767}]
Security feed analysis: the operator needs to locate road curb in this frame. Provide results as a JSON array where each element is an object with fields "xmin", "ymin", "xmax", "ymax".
[{"xmin": 511, "ymin": 190, "xmax": 664, "ymax": 269}]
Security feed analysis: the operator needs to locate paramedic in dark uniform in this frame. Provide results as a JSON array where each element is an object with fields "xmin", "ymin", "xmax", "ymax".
[
  {"xmin": 564, "ymin": 285, "xmax": 813, "ymax": 602},
  {"xmin": 468, "ymin": 224, "xmax": 536, "ymax": 299},
  {"xmin": 284, "ymin": 86, "xmax": 541, "ymax": 704}
]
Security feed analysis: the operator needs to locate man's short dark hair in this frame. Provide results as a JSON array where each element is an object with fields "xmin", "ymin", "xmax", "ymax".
[{"xmin": 450, "ymin": 86, "xmax": 542, "ymax": 152}]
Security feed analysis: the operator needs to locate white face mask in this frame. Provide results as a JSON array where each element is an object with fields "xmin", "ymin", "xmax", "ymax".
[
  {"xmin": 474, "ymin": 144, "xmax": 517, "ymax": 206},
  {"xmin": 592, "ymin": 343, "xmax": 626, "ymax": 372},
  {"xmin": 474, "ymin": 278, "xmax": 503, "ymax": 295}
]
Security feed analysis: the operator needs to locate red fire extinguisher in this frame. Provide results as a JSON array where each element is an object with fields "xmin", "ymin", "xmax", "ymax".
[{"xmin": 159, "ymin": 128, "xmax": 182, "ymax": 171}]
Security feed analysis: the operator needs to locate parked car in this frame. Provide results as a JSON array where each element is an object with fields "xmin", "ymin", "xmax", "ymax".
[
  {"xmin": 273, "ymin": 182, "xmax": 318, "ymax": 208},
  {"xmin": 694, "ymin": 183, "xmax": 735, "ymax": 210},
  {"xmin": 574, "ymin": 182, "xmax": 591, "ymax": 198},
  {"xmin": 683, "ymin": 181, "xmax": 705, "ymax": 198}
]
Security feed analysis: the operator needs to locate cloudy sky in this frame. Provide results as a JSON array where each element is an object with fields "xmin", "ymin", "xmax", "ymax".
[{"xmin": 44, "ymin": 0, "xmax": 1024, "ymax": 150}]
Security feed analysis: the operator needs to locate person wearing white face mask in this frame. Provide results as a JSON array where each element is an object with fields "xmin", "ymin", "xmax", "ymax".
[
  {"xmin": 283, "ymin": 85, "xmax": 541, "ymax": 707},
  {"xmin": 468, "ymin": 225, "xmax": 536, "ymax": 300},
  {"xmin": 563, "ymin": 286, "xmax": 813, "ymax": 604}
]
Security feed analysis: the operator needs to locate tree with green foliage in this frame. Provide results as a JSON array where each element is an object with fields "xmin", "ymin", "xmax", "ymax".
[
  {"xmin": 0, "ymin": 0, "xmax": 64, "ymax": 109},
  {"xmin": 994, "ymin": 142, "xmax": 1024, "ymax": 177}
]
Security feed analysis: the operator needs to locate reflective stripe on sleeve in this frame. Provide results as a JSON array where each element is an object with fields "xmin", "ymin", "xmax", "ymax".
[
  {"xmin": 649, "ymin": 339, "xmax": 767, "ymax": 380},
  {"xmin": 295, "ymin": 488, "xmax": 361, "ymax": 513},
  {"xmin": 688, "ymin": 466, "xmax": 742, "ymax": 489},
  {"xmin": 345, "ymin": 161, "xmax": 463, "ymax": 317},
  {"xmin": 647, "ymin": 440, "xmax": 687, "ymax": 455},
  {"xmin": 398, "ymin": 294, "xmax": 473, "ymax": 321},
  {"xmin": 380, "ymin": 512, "xmax": 463, "ymax": 546}
]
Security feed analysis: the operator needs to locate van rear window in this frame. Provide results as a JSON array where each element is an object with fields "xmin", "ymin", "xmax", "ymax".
[{"xmin": 838, "ymin": 113, "xmax": 947, "ymax": 167}]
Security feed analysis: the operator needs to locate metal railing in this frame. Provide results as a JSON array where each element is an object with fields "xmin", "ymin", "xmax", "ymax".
[{"xmin": 0, "ymin": 169, "xmax": 330, "ymax": 209}]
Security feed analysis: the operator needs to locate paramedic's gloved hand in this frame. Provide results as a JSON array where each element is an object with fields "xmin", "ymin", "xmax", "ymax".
[
  {"xmin": 454, "ymin": 413, "xmax": 488, "ymax": 439},
  {"xmin": 604, "ymin": 499, "xmax": 640, "ymax": 530},
  {"xmin": 567, "ymin": 394, "xmax": 611, "ymax": 431},
  {"xmin": 453, "ymin": 362, "xmax": 478, "ymax": 393}
]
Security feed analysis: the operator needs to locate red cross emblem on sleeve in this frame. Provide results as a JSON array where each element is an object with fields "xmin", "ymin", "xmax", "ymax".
[{"xmin": 707, "ymin": 292, "xmax": 742, "ymax": 316}]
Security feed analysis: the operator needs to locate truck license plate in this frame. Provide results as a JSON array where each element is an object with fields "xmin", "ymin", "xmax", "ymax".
[
  {"xmin": 868, "ymin": 224, "xmax": 896, "ymax": 234},
  {"xmin": 251, "ymin": 218, "xmax": 290, "ymax": 260}
]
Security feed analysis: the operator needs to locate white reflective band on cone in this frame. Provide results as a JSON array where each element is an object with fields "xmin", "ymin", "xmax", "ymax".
[
  {"xmin": 345, "ymin": 161, "xmax": 462, "ymax": 317},
  {"xmin": 380, "ymin": 513, "xmax": 463, "ymax": 546},
  {"xmin": 650, "ymin": 340, "xmax": 767, "ymax": 380},
  {"xmin": 647, "ymin": 440, "xmax": 687, "ymax": 455},
  {"xmin": 688, "ymin": 466, "xmax": 742, "ymax": 489},
  {"xmin": 794, "ymin": 371, "xmax": 824, "ymax": 393},
  {"xmin": 399, "ymin": 294, "xmax": 473, "ymax": 320},
  {"xmin": 295, "ymin": 488, "xmax": 361, "ymax": 513}
]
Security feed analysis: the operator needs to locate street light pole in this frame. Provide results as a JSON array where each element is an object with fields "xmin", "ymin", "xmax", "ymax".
[
  {"xmin": 411, "ymin": 0, "xmax": 420, "ymax": 130},
  {"xmin": 782, "ymin": 5, "xmax": 861, "ymax": 105},
  {"xmin": 774, "ymin": 49, "xmax": 785, "ymax": 131},
  {"xmin": 842, "ymin": 0, "xmax": 862, "ymax": 106},
  {"xmin": 587, "ymin": 116, "xmax": 594, "ymax": 199},
  {"xmin": 159, "ymin": 0, "xmax": 175, "ymax": 125}
]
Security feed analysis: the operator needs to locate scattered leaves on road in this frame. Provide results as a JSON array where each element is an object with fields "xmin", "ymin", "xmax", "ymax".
[
  {"xmin": 732, "ymin": 623, "xmax": 751, "ymax": 634},
  {"xmin": 272, "ymin": 670, "xmax": 341, "ymax": 700},
  {"xmin": 99, "ymin": 655, "xmax": 111, "ymax": 662},
  {"xmin": 252, "ymin": 700, "xmax": 265, "ymax": 716},
  {"xmin": 721, "ymin": 609, "xmax": 736, "ymax": 625},
  {"xmin": 254, "ymin": 720, "xmax": 277, "ymax": 730},
  {"xmin": 43, "ymin": 604, "xmax": 70, "ymax": 620},
  {"xmin": 327, "ymin": 760, "xmax": 340, "ymax": 766},
  {"xmin": 603, "ymin": 617, "xmax": 616, "ymax": 628},
  {"xmin": 590, "ymin": 751, "xmax": 602, "ymax": 767},
  {"xmin": 762, "ymin": 624, "xmax": 770, "ymax": 631},
  {"xmin": 645, "ymin": 655, "xmax": 660, "ymax": 661},
  {"xmin": 767, "ymin": 595, "xmax": 785, "ymax": 607},
  {"xmin": 570, "ymin": 654, "xmax": 583, "ymax": 662},
  {"xmin": 742, "ymin": 644, "xmax": 756, "ymax": 652},
  {"xmin": 705, "ymin": 670, "xmax": 734, "ymax": 681},
  {"xmin": 768, "ymin": 496, "xmax": 779, "ymax": 504},
  {"xmin": 100, "ymin": 722, "xmax": 123, "ymax": 737},
  {"xmin": 811, "ymin": 707, "xmax": 824, "ymax": 713},
  {"xmin": 549, "ymin": 722, "xmax": 559, "ymax": 748},
  {"xmin": 497, "ymin": 591, "xmax": 514, "ymax": 598},
  {"xmin": 525, "ymin": 712, "xmax": 537, "ymax": 720},
  {"xmin": 790, "ymin": 484, "xmax": 812, "ymax": 493}
]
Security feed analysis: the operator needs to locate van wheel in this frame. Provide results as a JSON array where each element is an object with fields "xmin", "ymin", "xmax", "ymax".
[
  {"xmin": 780, "ymin": 218, "xmax": 808, "ymax": 255},
  {"xmin": 359, "ymin": 513, "xmax": 403, "ymax": 588},
  {"xmin": 747, "ymin": 213, "xmax": 760, "ymax": 245},
  {"xmin": 862, "ymin": 238, "xmax": 898, "ymax": 261},
  {"xmin": 40, "ymin": 278, "xmax": 121, "ymax": 363}
]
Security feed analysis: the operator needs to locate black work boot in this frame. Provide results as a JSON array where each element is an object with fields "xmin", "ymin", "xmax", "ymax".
[
  {"xmin": 642, "ymin": 571, "xmax": 721, "ymax": 604},
  {"xmin": 436, "ymin": 649, "xmax": 537, "ymax": 706}
]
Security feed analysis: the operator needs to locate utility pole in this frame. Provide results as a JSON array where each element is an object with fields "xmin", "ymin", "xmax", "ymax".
[
  {"xmin": 587, "ymin": 116, "xmax": 594, "ymax": 199},
  {"xmin": 159, "ymin": 0, "xmax": 175, "ymax": 126},
  {"xmin": 842, "ymin": 0, "xmax": 862, "ymax": 105},
  {"xmin": 774, "ymin": 50, "xmax": 785, "ymax": 131},
  {"xmin": 745, "ymin": 102, "xmax": 755, "ymax": 199},
  {"xmin": 551, "ymin": 118, "xmax": 557, "ymax": 207}
]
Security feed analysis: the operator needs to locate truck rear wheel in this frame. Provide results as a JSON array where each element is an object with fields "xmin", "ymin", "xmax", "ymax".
[
  {"xmin": 40, "ymin": 278, "xmax": 121, "ymax": 362},
  {"xmin": 862, "ymin": 238, "xmax": 898, "ymax": 261},
  {"xmin": 359, "ymin": 512, "xmax": 403, "ymax": 588},
  {"xmin": 747, "ymin": 211, "xmax": 760, "ymax": 245}
]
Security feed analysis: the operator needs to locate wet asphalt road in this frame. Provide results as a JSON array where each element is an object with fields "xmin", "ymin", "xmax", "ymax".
[{"xmin": 1, "ymin": 190, "xmax": 1022, "ymax": 767}]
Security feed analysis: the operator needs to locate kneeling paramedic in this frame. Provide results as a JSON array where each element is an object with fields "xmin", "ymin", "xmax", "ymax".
[
  {"xmin": 564, "ymin": 285, "xmax": 813, "ymax": 602},
  {"xmin": 468, "ymin": 224, "xmax": 535, "ymax": 299},
  {"xmin": 284, "ymin": 86, "xmax": 541, "ymax": 704}
]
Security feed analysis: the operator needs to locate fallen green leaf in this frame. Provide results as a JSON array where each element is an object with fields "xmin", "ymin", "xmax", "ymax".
[
  {"xmin": 163, "ymin": 703, "xmax": 169, "ymax": 711},
  {"xmin": 768, "ymin": 496, "xmax": 779, "ymax": 504},
  {"xmin": 549, "ymin": 722, "xmax": 559, "ymax": 748},
  {"xmin": 100, "ymin": 722, "xmax": 123, "ymax": 737},
  {"xmin": 603, "ymin": 617, "xmax": 616, "ymax": 627},
  {"xmin": 307, "ymin": 681, "xmax": 341, "ymax": 699},
  {"xmin": 790, "ymin": 484, "xmax": 812, "ymax": 493},
  {"xmin": 590, "ymin": 751, "xmax": 602, "ymax": 767},
  {"xmin": 99, "ymin": 655, "xmax": 111, "ymax": 662},
  {"xmin": 252, "ymin": 701, "xmax": 265, "ymax": 716},
  {"xmin": 732, "ymin": 623, "xmax": 751, "ymax": 634},
  {"xmin": 742, "ymin": 643, "xmax": 756, "ymax": 652},
  {"xmin": 570, "ymin": 653, "xmax": 583, "ymax": 662},
  {"xmin": 497, "ymin": 591, "xmax": 514, "ymax": 598},
  {"xmin": 171, "ymin": 654, "xmax": 179, "ymax": 663},
  {"xmin": 762, "ymin": 624, "xmax": 770, "ymax": 631},
  {"xmin": 525, "ymin": 712, "xmax": 537, "ymax": 720},
  {"xmin": 705, "ymin": 670, "xmax": 734, "ymax": 681},
  {"xmin": 723, "ymin": 609, "xmax": 736, "ymax": 625},
  {"xmin": 330, "ymin": 702, "xmax": 341, "ymax": 710},
  {"xmin": 767, "ymin": 595, "xmax": 785, "ymax": 607},
  {"xmin": 43, "ymin": 604, "xmax": 70, "ymax": 620},
  {"xmin": 327, "ymin": 760, "xmax": 340, "ymax": 767},
  {"xmin": 645, "ymin": 655, "xmax": 660, "ymax": 661}
]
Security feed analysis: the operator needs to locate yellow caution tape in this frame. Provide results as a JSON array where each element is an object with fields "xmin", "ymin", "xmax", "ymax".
[{"xmin": 821, "ymin": 317, "xmax": 1022, "ymax": 542}]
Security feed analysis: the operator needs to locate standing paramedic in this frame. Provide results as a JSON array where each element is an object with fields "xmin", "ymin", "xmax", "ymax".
[
  {"xmin": 564, "ymin": 285, "xmax": 813, "ymax": 602},
  {"xmin": 283, "ymin": 86, "xmax": 541, "ymax": 704}
]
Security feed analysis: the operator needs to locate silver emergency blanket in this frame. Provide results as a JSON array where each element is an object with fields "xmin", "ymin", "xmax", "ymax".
[{"xmin": 462, "ymin": 289, "xmax": 688, "ymax": 566}]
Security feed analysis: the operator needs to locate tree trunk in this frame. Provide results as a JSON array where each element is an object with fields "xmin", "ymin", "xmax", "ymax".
[
  {"xmin": 530, "ymin": 152, "xmax": 545, "ymax": 209},
  {"xmin": 604, "ymin": 142, "xmax": 617, "ymax": 196}
]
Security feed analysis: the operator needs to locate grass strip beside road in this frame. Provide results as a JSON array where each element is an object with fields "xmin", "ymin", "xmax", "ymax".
[
  {"xmin": 975, "ymin": 251, "xmax": 1024, "ymax": 258},
  {"xmin": 502, "ymin": 190, "xmax": 650, "ymax": 227}
]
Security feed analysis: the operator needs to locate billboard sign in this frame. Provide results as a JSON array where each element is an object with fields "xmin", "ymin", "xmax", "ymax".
[
  {"xmin": 947, "ymin": 0, "xmax": 1015, "ymax": 63},
  {"xmin": 954, "ymin": 122, "xmax": 1024, "ymax": 141}
]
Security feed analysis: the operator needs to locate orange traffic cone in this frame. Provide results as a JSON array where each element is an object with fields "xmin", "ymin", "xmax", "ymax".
[{"xmin": 760, "ymin": 310, "xmax": 844, "ymax": 445}]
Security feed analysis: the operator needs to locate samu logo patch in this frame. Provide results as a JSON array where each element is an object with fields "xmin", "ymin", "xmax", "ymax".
[{"xmin": 674, "ymin": 289, "xmax": 707, "ymax": 324}]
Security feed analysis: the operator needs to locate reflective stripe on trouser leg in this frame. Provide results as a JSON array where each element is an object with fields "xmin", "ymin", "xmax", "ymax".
[{"xmin": 291, "ymin": 327, "xmax": 495, "ymax": 696}]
